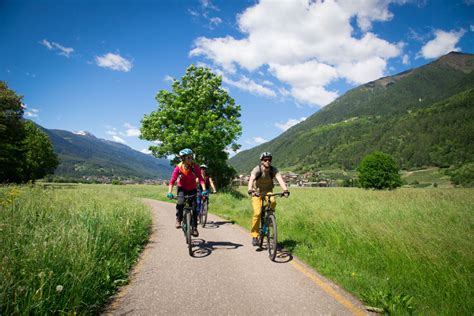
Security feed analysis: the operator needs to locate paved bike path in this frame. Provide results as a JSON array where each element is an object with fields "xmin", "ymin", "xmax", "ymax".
[{"xmin": 104, "ymin": 199, "xmax": 368, "ymax": 315}]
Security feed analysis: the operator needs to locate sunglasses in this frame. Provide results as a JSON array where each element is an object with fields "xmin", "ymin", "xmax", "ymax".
[
  {"xmin": 262, "ymin": 159, "xmax": 272, "ymax": 162},
  {"xmin": 183, "ymin": 155, "xmax": 193, "ymax": 160}
]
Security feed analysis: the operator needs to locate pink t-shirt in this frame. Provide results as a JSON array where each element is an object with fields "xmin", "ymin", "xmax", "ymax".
[{"xmin": 169, "ymin": 162, "xmax": 205, "ymax": 191}]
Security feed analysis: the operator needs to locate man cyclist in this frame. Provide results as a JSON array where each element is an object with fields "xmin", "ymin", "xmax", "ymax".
[
  {"xmin": 196, "ymin": 164, "xmax": 217, "ymax": 219},
  {"xmin": 247, "ymin": 152, "xmax": 289, "ymax": 246},
  {"xmin": 167, "ymin": 148, "xmax": 207, "ymax": 237}
]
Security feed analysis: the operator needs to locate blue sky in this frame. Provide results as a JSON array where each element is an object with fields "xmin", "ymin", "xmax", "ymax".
[{"xmin": 1, "ymin": 0, "xmax": 473, "ymax": 156}]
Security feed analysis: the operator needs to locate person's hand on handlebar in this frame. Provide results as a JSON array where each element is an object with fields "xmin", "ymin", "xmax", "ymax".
[
  {"xmin": 166, "ymin": 192, "xmax": 174, "ymax": 199},
  {"xmin": 248, "ymin": 189, "xmax": 255, "ymax": 197},
  {"xmin": 283, "ymin": 190, "xmax": 290, "ymax": 198}
]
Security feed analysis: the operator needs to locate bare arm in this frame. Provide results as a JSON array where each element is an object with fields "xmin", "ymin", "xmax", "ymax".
[
  {"xmin": 209, "ymin": 177, "xmax": 217, "ymax": 193},
  {"xmin": 275, "ymin": 173, "xmax": 288, "ymax": 191},
  {"xmin": 247, "ymin": 174, "xmax": 256, "ymax": 194}
]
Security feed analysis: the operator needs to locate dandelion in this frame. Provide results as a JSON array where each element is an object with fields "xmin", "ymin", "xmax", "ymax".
[
  {"xmin": 351, "ymin": 272, "xmax": 357, "ymax": 277},
  {"xmin": 38, "ymin": 271, "xmax": 45, "ymax": 278},
  {"xmin": 56, "ymin": 285, "xmax": 63, "ymax": 292}
]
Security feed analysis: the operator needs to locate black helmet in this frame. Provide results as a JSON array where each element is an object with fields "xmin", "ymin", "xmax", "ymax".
[{"xmin": 259, "ymin": 152, "xmax": 272, "ymax": 160}]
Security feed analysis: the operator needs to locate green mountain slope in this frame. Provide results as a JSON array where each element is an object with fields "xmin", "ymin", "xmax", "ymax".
[
  {"xmin": 230, "ymin": 52, "xmax": 474, "ymax": 173},
  {"xmin": 41, "ymin": 127, "xmax": 173, "ymax": 180}
]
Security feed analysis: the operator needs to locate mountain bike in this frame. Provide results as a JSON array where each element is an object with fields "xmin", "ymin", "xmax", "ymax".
[
  {"xmin": 255, "ymin": 192, "xmax": 285, "ymax": 261},
  {"xmin": 175, "ymin": 194, "xmax": 196, "ymax": 256}
]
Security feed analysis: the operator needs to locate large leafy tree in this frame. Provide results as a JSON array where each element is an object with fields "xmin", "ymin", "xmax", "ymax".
[
  {"xmin": 358, "ymin": 151, "xmax": 402, "ymax": 190},
  {"xmin": 141, "ymin": 65, "xmax": 242, "ymax": 187},
  {"xmin": 0, "ymin": 81, "xmax": 26, "ymax": 183},
  {"xmin": 23, "ymin": 121, "xmax": 59, "ymax": 182}
]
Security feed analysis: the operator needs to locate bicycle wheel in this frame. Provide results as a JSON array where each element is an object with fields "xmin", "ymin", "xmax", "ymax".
[
  {"xmin": 200, "ymin": 200, "xmax": 208, "ymax": 228},
  {"xmin": 267, "ymin": 213, "xmax": 278, "ymax": 261},
  {"xmin": 258, "ymin": 211, "xmax": 266, "ymax": 249},
  {"xmin": 184, "ymin": 210, "xmax": 192, "ymax": 246}
]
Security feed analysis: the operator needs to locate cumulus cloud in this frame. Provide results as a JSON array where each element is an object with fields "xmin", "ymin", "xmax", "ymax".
[
  {"xmin": 190, "ymin": 0, "xmax": 402, "ymax": 107},
  {"xmin": 95, "ymin": 53, "xmax": 133, "ymax": 72},
  {"xmin": 222, "ymin": 75, "xmax": 276, "ymax": 97},
  {"xmin": 419, "ymin": 29, "xmax": 466, "ymax": 59},
  {"xmin": 402, "ymin": 54, "xmax": 410, "ymax": 65},
  {"xmin": 275, "ymin": 117, "xmax": 307, "ymax": 131},
  {"xmin": 40, "ymin": 39, "xmax": 74, "ymax": 57}
]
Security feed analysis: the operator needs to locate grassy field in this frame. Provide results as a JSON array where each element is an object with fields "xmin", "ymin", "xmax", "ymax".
[
  {"xmin": 0, "ymin": 184, "xmax": 152, "ymax": 314},
  {"xmin": 207, "ymin": 187, "xmax": 473, "ymax": 315},
  {"xmin": 1, "ymin": 184, "xmax": 472, "ymax": 314}
]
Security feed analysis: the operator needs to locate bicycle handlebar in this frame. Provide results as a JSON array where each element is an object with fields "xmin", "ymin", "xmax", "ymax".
[{"xmin": 254, "ymin": 192, "xmax": 287, "ymax": 197}]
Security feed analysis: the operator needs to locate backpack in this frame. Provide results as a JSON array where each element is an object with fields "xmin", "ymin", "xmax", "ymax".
[{"xmin": 255, "ymin": 165, "xmax": 276, "ymax": 181}]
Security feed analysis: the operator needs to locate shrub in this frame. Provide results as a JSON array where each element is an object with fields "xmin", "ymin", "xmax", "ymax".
[{"xmin": 357, "ymin": 151, "xmax": 402, "ymax": 190}]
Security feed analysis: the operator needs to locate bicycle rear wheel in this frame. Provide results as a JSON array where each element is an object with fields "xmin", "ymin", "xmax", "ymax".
[
  {"xmin": 200, "ymin": 200, "xmax": 208, "ymax": 228},
  {"xmin": 267, "ymin": 213, "xmax": 278, "ymax": 261}
]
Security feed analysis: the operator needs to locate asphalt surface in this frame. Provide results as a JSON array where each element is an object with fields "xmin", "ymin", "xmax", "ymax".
[{"xmin": 104, "ymin": 199, "xmax": 368, "ymax": 315}]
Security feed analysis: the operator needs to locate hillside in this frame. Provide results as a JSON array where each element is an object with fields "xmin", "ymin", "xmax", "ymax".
[
  {"xmin": 230, "ymin": 52, "xmax": 474, "ymax": 173},
  {"xmin": 41, "ymin": 127, "xmax": 173, "ymax": 181}
]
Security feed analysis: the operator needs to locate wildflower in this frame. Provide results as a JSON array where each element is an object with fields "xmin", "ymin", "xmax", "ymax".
[
  {"xmin": 56, "ymin": 285, "xmax": 63, "ymax": 292},
  {"xmin": 351, "ymin": 272, "xmax": 357, "ymax": 277},
  {"xmin": 38, "ymin": 271, "xmax": 45, "ymax": 278}
]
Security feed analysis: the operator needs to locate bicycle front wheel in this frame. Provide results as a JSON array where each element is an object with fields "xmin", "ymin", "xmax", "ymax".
[
  {"xmin": 267, "ymin": 213, "xmax": 278, "ymax": 261},
  {"xmin": 184, "ymin": 210, "xmax": 192, "ymax": 246},
  {"xmin": 200, "ymin": 200, "xmax": 208, "ymax": 228}
]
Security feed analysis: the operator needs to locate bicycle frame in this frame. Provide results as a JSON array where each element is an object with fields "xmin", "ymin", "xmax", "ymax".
[
  {"xmin": 255, "ymin": 192, "xmax": 284, "ymax": 261},
  {"xmin": 177, "ymin": 194, "xmax": 196, "ymax": 256}
]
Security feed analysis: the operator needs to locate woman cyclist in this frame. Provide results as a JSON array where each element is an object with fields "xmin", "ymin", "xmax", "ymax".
[
  {"xmin": 196, "ymin": 164, "xmax": 217, "ymax": 219},
  {"xmin": 167, "ymin": 148, "xmax": 208, "ymax": 237}
]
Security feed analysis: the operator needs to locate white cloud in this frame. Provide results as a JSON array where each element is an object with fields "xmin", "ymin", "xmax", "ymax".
[
  {"xmin": 40, "ymin": 39, "xmax": 74, "ymax": 57},
  {"xmin": 164, "ymin": 75, "xmax": 174, "ymax": 82},
  {"xmin": 124, "ymin": 123, "xmax": 141, "ymax": 137},
  {"xmin": 419, "ymin": 29, "xmax": 466, "ymax": 59},
  {"xmin": 191, "ymin": 0, "xmax": 402, "ymax": 107},
  {"xmin": 141, "ymin": 148, "xmax": 151, "ymax": 154},
  {"xmin": 402, "ymin": 54, "xmax": 410, "ymax": 65},
  {"xmin": 112, "ymin": 135, "xmax": 126, "ymax": 144},
  {"xmin": 25, "ymin": 108, "xmax": 39, "ymax": 118},
  {"xmin": 275, "ymin": 117, "xmax": 307, "ymax": 131},
  {"xmin": 471, "ymin": 25, "xmax": 474, "ymax": 32},
  {"xmin": 210, "ymin": 17, "xmax": 222, "ymax": 26},
  {"xmin": 95, "ymin": 53, "xmax": 133, "ymax": 72},
  {"xmin": 246, "ymin": 137, "xmax": 267, "ymax": 145},
  {"xmin": 222, "ymin": 75, "xmax": 276, "ymax": 97}
]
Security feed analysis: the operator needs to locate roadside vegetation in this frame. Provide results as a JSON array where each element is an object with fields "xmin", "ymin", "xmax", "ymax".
[
  {"xmin": 2, "ymin": 184, "xmax": 472, "ymax": 315},
  {"xmin": 0, "ymin": 184, "xmax": 151, "ymax": 314}
]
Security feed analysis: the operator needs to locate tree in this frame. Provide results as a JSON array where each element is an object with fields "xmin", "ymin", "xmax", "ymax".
[
  {"xmin": 22, "ymin": 121, "xmax": 59, "ymax": 182},
  {"xmin": 0, "ymin": 81, "xmax": 26, "ymax": 183},
  {"xmin": 140, "ymin": 65, "xmax": 242, "ymax": 187},
  {"xmin": 357, "ymin": 151, "xmax": 402, "ymax": 190}
]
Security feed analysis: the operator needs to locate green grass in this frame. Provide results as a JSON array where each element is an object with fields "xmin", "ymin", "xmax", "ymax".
[
  {"xmin": 401, "ymin": 167, "xmax": 452, "ymax": 188},
  {"xmin": 2, "ymin": 184, "xmax": 472, "ymax": 315},
  {"xmin": 209, "ymin": 187, "xmax": 473, "ymax": 315},
  {"xmin": 0, "ymin": 184, "xmax": 152, "ymax": 314}
]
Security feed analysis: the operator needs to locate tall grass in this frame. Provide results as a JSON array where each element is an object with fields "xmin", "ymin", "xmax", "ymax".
[
  {"xmin": 209, "ymin": 187, "xmax": 473, "ymax": 315},
  {"xmin": 0, "ymin": 184, "xmax": 151, "ymax": 314}
]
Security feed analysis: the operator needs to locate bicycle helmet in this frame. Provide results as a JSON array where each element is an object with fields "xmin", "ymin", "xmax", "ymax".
[
  {"xmin": 179, "ymin": 148, "xmax": 193, "ymax": 157},
  {"xmin": 260, "ymin": 152, "xmax": 272, "ymax": 160},
  {"xmin": 200, "ymin": 164, "xmax": 208, "ymax": 169}
]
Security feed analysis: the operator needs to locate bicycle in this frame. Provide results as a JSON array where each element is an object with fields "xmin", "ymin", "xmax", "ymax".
[
  {"xmin": 174, "ymin": 194, "xmax": 196, "ymax": 256},
  {"xmin": 198, "ymin": 192, "xmax": 213, "ymax": 228},
  {"xmin": 255, "ymin": 192, "xmax": 285, "ymax": 261}
]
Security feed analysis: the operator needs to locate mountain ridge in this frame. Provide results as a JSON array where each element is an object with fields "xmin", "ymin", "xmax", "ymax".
[
  {"xmin": 229, "ymin": 51, "xmax": 474, "ymax": 174},
  {"xmin": 40, "ymin": 126, "xmax": 173, "ymax": 181}
]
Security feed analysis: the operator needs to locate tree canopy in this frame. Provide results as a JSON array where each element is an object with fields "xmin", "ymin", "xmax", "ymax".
[
  {"xmin": 0, "ymin": 81, "xmax": 59, "ymax": 183},
  {"xmin": 358, "ymin": 151, "xmax": 402, "ymax": 190},
  {"xmin": 141, "ymin": 65, "xmax": 242, "ymax": 187}
]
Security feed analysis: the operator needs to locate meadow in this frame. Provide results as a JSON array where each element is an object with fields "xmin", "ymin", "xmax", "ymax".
[{"xmin": 1, "ymin": 184, "xmax": 472, "ymax": 314}]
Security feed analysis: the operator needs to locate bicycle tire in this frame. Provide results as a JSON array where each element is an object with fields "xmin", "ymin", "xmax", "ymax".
[
  {"xmin": 267, "ymin": 213, "xmax": 278, "ymax": 261},
  {"xmin": 185, "ymin": 210, "xmax": 192, "ymax": 247},
  {"xmin": 258, "ymin": 211, "xmax": 266, "ymax": 249},
  {"xmin": 200, "ymin": 200, "xmax": 208, "ymax": 228}
]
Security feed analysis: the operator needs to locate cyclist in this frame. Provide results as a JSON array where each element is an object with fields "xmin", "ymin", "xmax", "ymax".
[
  {"xmin": 196, "ymin": 164, "xmax": 217, "ymax": 218},
  {"xmin": 247, "ymin": 152, "xmax": 289, "ymax": 246},
  {"xmin": 167, "ymin": 148, "xmax": 208, "ymax": 237}
]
